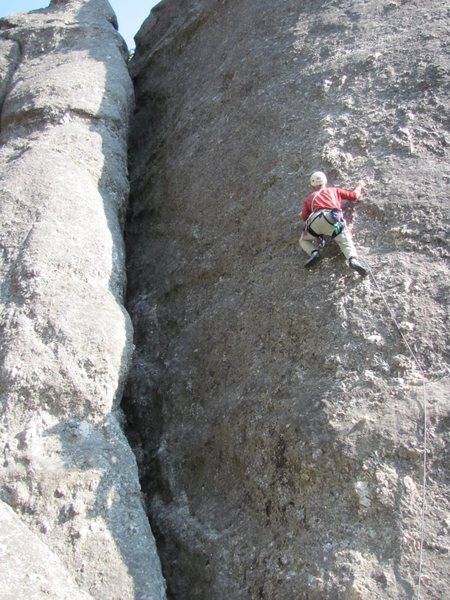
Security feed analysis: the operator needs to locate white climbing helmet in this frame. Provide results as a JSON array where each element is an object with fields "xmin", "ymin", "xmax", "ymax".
[{"xmin": 310, "ymin": 171, "xmax": 327, "ymax": 187}]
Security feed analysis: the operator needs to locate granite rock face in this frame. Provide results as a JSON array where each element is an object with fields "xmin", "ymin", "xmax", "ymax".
[
  {"xmin": 0, "ymin": 500, "xmax": 91, "ymax": 600},
  {"xmin": 0, "ymin": 2, "xmax": 165, "ymax": 599},
  {"xmin": 126, "ymin": 1, "xmax": 450, "ymax": 599}
]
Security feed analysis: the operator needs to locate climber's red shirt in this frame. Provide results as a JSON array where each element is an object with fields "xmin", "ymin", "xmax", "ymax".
[{"xmin": 301, "ymin": 186, "xmax": 360, "ymax": 222}]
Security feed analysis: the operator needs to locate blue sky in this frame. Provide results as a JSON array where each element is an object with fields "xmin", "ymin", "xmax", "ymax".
[{"xmin": 0, "ymin": 1, "xmax": 161, "ymax": 49}]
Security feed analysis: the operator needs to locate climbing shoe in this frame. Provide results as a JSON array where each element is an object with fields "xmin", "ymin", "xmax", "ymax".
[
  {"xmin": 305, "ymin": 250, "xmax": 320, "ymax": 269},
  {"xmin": 349, "ymin": 257, "xmax": 368, "ymax": 277}
]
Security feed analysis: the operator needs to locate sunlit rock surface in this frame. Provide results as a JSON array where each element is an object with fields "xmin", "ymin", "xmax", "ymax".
[{"xmin": 0, "ymin": 1, "xmax": 165, "ymax": 598}]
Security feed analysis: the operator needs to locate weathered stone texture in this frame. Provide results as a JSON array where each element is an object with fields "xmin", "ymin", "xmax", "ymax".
[
  {"xmin": 0, "ymin": 1, "xmax": 165, "ymax": 599},
  {"xmin": 126, "ymin": 1, "xmax": 450, "ymax": 599},
  {"xmin": 0, "ymin": 499, "xmax": 91, "ymax": 600}
]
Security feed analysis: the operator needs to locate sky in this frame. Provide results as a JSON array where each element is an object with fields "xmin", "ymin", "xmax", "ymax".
[{"xmin": 0, "ymin": 0, "xmax": 161, "ymax": 49}]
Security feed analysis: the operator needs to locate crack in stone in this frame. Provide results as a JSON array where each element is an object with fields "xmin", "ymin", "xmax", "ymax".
[{"xmin": 0, "ymin": 34, "xmax": 23, "ymax": 136}]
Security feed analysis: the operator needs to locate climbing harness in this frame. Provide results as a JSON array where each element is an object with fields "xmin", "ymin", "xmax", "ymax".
[
  {"xmin": 306, "ymin": 209, "xmax": 345, "ymax": 239},
  {"xmin": 364, "ymin": 260, "xmax": 428, "ymax": 600},
  {"xmin": 305, "ymin": 187, "xmax": 346, "ymax": 239}
]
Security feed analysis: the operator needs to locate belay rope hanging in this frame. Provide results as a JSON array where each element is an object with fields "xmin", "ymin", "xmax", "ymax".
[{"xmin": 364, "ymin": 260, "xmax": 428, "ymax": 600}]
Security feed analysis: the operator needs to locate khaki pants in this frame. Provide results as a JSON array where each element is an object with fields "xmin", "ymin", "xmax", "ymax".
[{"xmin": 300, "ymin": 211, "xmax": 357, "ymax": 260}]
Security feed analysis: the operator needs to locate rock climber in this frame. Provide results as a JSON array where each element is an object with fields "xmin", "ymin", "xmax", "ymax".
[{"xmin": 299, "ymin": 171, "xmax": 368, "ymax": 276}]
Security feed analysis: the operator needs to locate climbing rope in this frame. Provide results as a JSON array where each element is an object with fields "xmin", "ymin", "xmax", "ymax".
[{"xmin": 364, "ymin": 261, "xmax": 428, "ymax": 600}]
